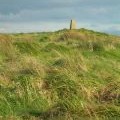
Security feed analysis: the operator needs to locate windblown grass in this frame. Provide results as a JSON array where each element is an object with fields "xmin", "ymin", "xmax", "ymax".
[{"xmin": 0, "ymin": 29, "xmax": 120, "ymax": 120}]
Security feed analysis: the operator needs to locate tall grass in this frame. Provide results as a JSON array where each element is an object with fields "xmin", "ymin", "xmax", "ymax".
[
  {"xmin": 0, "ymin": 29, "xmax": 120, "ymax": 120},
  {"xmin": 0, "ymin": 35, "xmax": 17, "ymax": 59}
]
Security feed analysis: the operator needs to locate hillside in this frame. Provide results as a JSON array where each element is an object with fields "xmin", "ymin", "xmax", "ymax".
[{"xmin": 0, "ymin": 29, "xmax": 120, "ymax": 120}]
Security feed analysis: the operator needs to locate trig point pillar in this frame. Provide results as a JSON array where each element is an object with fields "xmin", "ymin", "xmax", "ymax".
[{"xmin": 70, "ymin": 19, "xmax": 77, "ymax": 30}]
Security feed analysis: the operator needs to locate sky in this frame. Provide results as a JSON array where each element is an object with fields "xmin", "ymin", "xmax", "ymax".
[{"xmin": 0, "ymin": 0, "xmax": 120, "ymax": 34}]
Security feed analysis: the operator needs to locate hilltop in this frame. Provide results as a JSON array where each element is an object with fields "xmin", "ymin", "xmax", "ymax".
[{"xmin": 0, "ymin": 29, "xmax": 120, "ymax": 120}]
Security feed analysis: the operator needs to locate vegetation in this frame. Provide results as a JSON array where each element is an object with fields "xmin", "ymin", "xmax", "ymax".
[{"xmin": 0, "ymin": 29, "xmax": 120, "ymax": 120}]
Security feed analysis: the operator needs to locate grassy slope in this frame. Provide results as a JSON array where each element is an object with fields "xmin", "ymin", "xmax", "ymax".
[{"xmin": 0, "ymin": 29, "xmax": 120, "ymax": 120}]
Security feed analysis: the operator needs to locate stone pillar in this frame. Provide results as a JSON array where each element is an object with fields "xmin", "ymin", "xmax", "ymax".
[{"xmin": 70, "ymin": 19, "xmax": 77, "ymax": 30}]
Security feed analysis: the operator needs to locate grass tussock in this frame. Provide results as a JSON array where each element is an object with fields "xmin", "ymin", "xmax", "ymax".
[
  {"xmin": 0, "ymin": 35, "xmax": 17, "ymax": 59},
  {"xmin": 0, "ymin": 29, "xmax": 120, "ymax": 120}
]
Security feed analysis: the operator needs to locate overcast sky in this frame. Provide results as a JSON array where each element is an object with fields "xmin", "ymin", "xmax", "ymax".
[{"xmin": 0, "ymin": 0, "xmax": 120, "ymax": 34}]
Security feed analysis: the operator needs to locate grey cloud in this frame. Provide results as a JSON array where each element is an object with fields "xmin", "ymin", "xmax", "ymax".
[
  {"xmin": 0, "ymin": 0, "xmax": 82, "ymax": 14},
  {"xmin": 0, "ymin": 0, "xmax": 120, "ymax": 34},
  {"xmin": 1, "ymin": 0, "xmax": 119, "ymax": 14}
]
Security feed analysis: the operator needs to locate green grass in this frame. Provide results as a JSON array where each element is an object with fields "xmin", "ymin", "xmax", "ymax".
[{"xmin": 0, "ymin": 29, "xmax": 120, "ymax": 120}]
